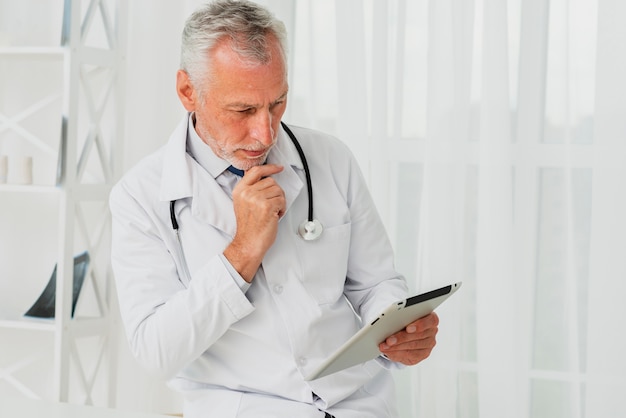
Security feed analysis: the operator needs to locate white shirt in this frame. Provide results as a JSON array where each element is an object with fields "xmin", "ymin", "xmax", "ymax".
[{"xmin": 110, "ymin": 114, "xmax": 408, "ymax": 418}]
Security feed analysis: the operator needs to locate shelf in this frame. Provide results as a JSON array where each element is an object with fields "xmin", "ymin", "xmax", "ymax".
[
  {"xmin": 0, "ymin": 315, "xmax": 109, "ymax": 336},
  {"xmin": 0, "ymin": 46, "xmax": 66, "ymax": 60},
  {"xmin": 0, "ymin": 0, "xmax": 126, "ymax": 405},
  {"xmin": 0, "ymin": 184, "xmax": 61, "ymax": 194},
  {"xmin": 0, "ymin": 46, "xmax": 117, "ymax": 67},
  {"xmin": 0, "ymin": 184, "xmax": 112, "ymax": 199},
  {"xmin": 0, "ymin": 316, "xmax": 56, "ymax": 332}
]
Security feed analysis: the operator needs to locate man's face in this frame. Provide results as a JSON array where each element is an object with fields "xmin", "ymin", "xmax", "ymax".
[{"xmin": 178, "ymin": 37, "xmax": 288, "ymax": 171}]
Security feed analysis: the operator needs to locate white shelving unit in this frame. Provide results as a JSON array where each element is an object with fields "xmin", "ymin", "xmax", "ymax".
[{"xmin": 0, "ymin": 0, "xmax": 126, "ymax": 406}]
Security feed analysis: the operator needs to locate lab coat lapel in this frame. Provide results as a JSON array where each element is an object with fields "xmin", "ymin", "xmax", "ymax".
[
  {"xmin": 190, "ymin": 126, "xmax": 305, "ymax": 237},
  {"xmin": 267, "ymin": 126, "xmax": 305, "ymax": 217},
  {"xmin": 158, "ymin": 114, "xmax": 237, "ymax": 237},
  {"xmin": 159, "ymin": 115, "xmax": 194, "ymax": 202},
  {"xmin": 160, "ymin": 116, "xmax": 304, "ymax": 238},
  {"xmin": 191, "ymin": 164, "xmax": 237, "ymax": 237},
  {"xmin": 190, "ymin": 157, "xmax": 302, "ymax": 238}
]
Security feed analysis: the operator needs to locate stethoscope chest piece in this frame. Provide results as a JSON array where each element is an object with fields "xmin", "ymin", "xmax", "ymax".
[{"xmin": 298, "ymin": 219, "xmax": 323, "ymax": 241}]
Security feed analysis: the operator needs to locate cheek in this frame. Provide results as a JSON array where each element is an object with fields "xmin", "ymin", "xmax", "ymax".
[
  {"xmin": 198, "ymin": 109, "xmax": 227, "ymax": 138},
  {"xmin": 202, "ymin": 116, "xmax": 249, "ymax": 152}
]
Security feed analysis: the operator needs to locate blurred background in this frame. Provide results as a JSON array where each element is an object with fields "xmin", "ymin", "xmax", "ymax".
[{"xmin": 1, "ymin": 0, "xmax": 625, "ymax": 417}]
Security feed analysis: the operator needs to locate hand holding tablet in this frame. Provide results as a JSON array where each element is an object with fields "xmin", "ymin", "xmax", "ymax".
[
  {"xmin": 378, "ymin": 309, "xmax": 439, "ymax": 365},
  {"xmin": 304, "ymin": 282, "xmax": 462, "ymax": 380}
]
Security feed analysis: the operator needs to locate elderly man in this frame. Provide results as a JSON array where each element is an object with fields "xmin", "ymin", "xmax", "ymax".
[{"xmin": 110, "ymin": 1, "xmax": 439, "ymax": 417}]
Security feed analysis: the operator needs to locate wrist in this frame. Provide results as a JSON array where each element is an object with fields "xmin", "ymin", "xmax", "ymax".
[{"xmin": 223, "ymin": 239, "xmax": 263, "ymax": 282}]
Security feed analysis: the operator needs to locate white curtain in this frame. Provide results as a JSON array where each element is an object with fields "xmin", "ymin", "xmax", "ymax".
[
  {"xmin": 281, "ymin": 0, "xmax": 626, "ymax": 417},
  {"xmin": 118, "ymin": 0, "xmax": 626, "ymax": 416}
]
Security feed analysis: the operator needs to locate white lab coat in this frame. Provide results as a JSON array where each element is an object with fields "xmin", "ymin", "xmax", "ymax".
[{"xmin": 110, "ymin": 115, "xmax": 409, "ymax": 418}]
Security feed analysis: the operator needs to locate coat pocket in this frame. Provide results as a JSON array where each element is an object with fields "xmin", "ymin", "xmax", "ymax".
[{"xmin": 295, "ymin": 222, "xmax": 351, "ymax": 304}]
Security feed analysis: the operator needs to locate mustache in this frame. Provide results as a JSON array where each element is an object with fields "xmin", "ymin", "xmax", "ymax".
[
  {"xmin": 238, "ymin": 138, "xmax": 277, "ymax": 152},
  {"xmin": 240, "ymin": 145, "xmax": 268, "ymax": 152}
]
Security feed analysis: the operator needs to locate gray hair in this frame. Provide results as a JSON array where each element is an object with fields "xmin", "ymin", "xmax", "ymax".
[{"xmin": 180, "ymin": 0, "xmax": 288, "ymax": 89}]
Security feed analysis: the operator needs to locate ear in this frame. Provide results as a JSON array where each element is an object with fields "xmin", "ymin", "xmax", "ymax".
[{"xmin": 176, "ymin": 70, "xmax": 198, "ymax": 112}]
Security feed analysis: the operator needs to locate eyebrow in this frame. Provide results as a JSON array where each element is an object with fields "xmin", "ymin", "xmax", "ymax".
[
  {"xmin": 273, "ymin": 91, "xmax": 289, "ymax": 103},
  {"xmin": 229, "ymin": 90, "xmax": 289, "ymax": 110}
]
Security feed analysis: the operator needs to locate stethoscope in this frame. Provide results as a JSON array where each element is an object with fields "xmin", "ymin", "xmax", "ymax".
[{"xmin": 169, "ymin": 122, "xmax": 324, "ymax": 244}]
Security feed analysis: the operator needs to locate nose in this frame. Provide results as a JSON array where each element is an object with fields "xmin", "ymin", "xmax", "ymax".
[{"xmin": 249, "ymin": 109, "xmax": 274, "ymax": 146}]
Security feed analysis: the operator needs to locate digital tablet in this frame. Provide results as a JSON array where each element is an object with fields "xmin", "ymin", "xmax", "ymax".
[{"xmin": 304, "ymin": 282, "xmax": 462, "ymax": 381}]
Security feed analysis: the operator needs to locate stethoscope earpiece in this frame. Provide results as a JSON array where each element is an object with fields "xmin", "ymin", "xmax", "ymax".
[{"xmin": 298, "ymin": 219, "xmax": 323, "ymax": 241}]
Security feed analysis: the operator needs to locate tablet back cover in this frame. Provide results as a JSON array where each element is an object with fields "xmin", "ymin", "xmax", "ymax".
[{"xmin": 305, "ymin": 282, "xmax": 461, "ymax": 380}]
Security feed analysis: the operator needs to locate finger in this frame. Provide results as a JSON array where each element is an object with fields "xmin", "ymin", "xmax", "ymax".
[
  {"xmin": 381, "ymin": 347, "xmax": 435, "ymax": 366},
  {"xmin": 403, "ymin": 312, "xmax": 439, "ymax": 335},
  {"xmin": 382, "ymin": 312, "xmax": 439, "ymax": 346},
  {"xmin": 379, "ymin": 328, "xmax": 438, "ymax": 351},
  {"xmin": 252, "ymin": 177, "xmax": 286, "ymax": 196},
  {"xmin": 241, "ymin": 164, "xmax": 284, "ymax": 184},
  {"xmin": 261, "ymin": 189, "xmax": 286, "ymax": 216},
  {"xmin": 379, "ymin": 328, "xmax": 437, "ymax": 352},
  {"xmin": 405, "ymin": 312, "xmax": 439, "ymax": 335},
  {"xmin": 247, "ymin": 181, "xmax": 286, "ymax": 215}
]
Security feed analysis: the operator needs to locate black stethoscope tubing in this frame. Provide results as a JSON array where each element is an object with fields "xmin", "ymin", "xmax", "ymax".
[
  {"xmin": 281, "ymin": 122, "xmax": 314, "ymax": 223},
  {"xmin": 170, "ymin": 122, "xmax": 321, "ymax": 240}
]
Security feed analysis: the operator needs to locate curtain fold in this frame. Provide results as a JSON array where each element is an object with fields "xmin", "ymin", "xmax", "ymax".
[
  {"xmin": 474, "ymin": 0, "xmax": 518, "ymax": 415},
  {"xmin": 586, "ymin": 0, "xmax": 626, "ymax": 415}
]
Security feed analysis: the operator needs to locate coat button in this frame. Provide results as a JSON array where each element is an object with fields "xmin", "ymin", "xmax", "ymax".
[{"xmin": 273, "ymin": 284, "xmax": 283, "ymax": 294}]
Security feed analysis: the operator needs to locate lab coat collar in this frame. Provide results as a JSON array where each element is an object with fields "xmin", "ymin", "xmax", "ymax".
[
  {"xmin": 272, "ymin": 122, "xmax": 305, "ymax": 172},
  {"xmin": 158, "ymin": 114, "xmax": 304, "ymax": 236},
  {"xmin": 159, "ymin": 115, "xmax": 194, "ymax": 202}
]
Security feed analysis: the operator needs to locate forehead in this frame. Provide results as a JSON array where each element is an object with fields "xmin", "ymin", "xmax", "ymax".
[{"xmin": 203, "ymin": 37, "xmax": 287, "ymax": 99}]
